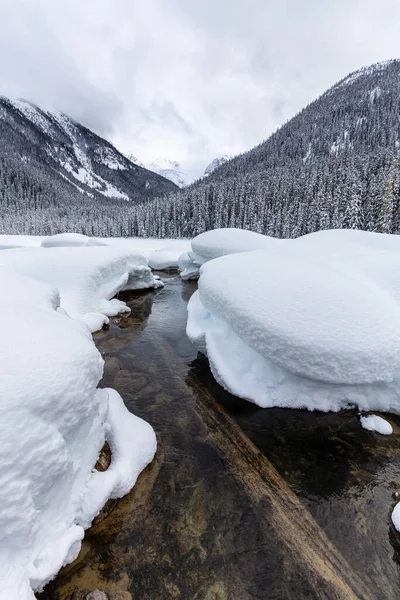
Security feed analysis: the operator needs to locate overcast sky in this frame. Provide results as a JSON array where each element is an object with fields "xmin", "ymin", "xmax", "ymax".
[{"xmin": 0, "ymin": 0, "xmax": 400, "ymax": 177}]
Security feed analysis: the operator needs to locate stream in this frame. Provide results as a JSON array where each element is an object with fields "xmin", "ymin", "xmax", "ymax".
[{"xmin": 39, "ymin": 274, "xmax": 400, "ymax": 600}]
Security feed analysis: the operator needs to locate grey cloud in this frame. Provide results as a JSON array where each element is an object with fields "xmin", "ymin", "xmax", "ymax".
[{"xmin": 0, "ymin": 0, "xmax": 399, "ymax": 176}]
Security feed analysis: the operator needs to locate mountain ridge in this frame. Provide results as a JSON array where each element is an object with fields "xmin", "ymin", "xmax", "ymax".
[
  {"xmin": 2, "ymin": 59, "xmax": 400, "ymax": 237},
  {"xmin": 0, "ymin": 96, "xmax": 178, "ymax": 215}
]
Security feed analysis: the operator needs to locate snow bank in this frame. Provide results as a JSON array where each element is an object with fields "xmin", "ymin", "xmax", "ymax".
[
  {"xmin": 148, "ymin": 241, "xmax": 191, "ymax": 270},
  {"xmin": 180, "ymin": 228, "xmax": 282, "ymax": 279},
  {"xmin": 41, "ymin": 232, "xmax": 92, "ymax": 247},
  {"xmin": 0, "ymin": 235, "xmax": 44, "ymax": 249},
  {"xmin": 0, "ymin": 246, "xmax": 162, "ymax": 332},
  {"xmin": 360, "ymin": 415, "xmax": 393, "ymax": 435},
  {"xmin": 0, "ymin": 268, "xmax": 156, "ymax": 598},
  {"xmin": 90, "ymin": 237, "xmax": 188, "ymax": 259},
  {"xmin": 192, "ymin": 227, "xmax": 282, "ymax": 260},
  {"xmin": 41, "ymin": 233, "xmax": 111, "ymax": 248},
  {"xmin": 187, "ymin": 228, "xmax": 400, "ymax": 412},
  {"xmin": 179, "ymin": 251, "xmax": 205, "ymax": 280}
]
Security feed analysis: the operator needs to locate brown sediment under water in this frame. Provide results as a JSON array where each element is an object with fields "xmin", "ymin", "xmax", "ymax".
[{"xmin": 39, "ymin": 274, "xmax": 400, "ymax": 600}]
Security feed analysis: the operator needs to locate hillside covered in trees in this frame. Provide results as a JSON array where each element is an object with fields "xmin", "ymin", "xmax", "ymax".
[
  {"xmin": 2, "ymin": 60, "xmax": 400, "ymax": 237},
  {"xmin": 0, "ymin": 97, "xmax": 177, "ymax": 234}
]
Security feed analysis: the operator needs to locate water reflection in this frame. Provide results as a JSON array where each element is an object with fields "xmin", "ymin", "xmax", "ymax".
[{"xmin": 39, "ymin": 275, "xmax": 400, "ymax": 600}]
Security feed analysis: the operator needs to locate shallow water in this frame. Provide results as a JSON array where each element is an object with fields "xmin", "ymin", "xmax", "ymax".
[{"xmin": 39, "ymin": 274, "xmax": 400, "ymax": 600}]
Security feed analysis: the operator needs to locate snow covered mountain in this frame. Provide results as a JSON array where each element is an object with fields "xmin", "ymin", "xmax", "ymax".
[
  {"xmin": 126, "ymin": 154, "xmax": 234, "ymax": 188},
  {"xmin": 204, "ymin": 155, "xmax": 232, "ymax": 176},
  {"xmin": 0, "ymin": 97, "xmax": 178, "ymax": 212},
  {"xmin": 145, "ymin": 158, "xmax": 190, "ymax": 188},
  {"xmin": 131, "ymin": 59, "xmax": 400, "ymax": 238}
]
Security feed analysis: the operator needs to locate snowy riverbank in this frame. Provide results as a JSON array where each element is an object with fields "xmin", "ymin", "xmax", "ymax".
[{"xmin": 0, "ymin": 241, "xmax": 159, "ymax": 599}]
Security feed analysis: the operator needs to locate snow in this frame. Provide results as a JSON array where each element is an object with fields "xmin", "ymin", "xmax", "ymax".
[
  {"xmin": 370, "ymin": 86, "xmax": 382, "ymax": 103},
  {"xmin": 392, "ymin": 502, "xmax": 400, "ymax": 532},
  {"xmin": 179, "ymin": 251, "xmax": 204, "ymax": 280},
  {"xmin": 0, "ymin": 267, "xmax": 156, "ymax": 598},
  {"xmin": 360, "ymin": 415, "xmax": 393, "ymax": 435},
  {"xmin": 148, "ymin": 241, "xmax": 192, "ymax": 270},
  {"xmin": 41, "ymin": 233, "xmax": 93, "ymax": 247},
  {"xmin": 10, "ymin": 99, "xmax": 51, "ymax": 134},
  {"xmin": 302, "ymin": 142, "xmax": 312, "ymax": 163},
  {"xmin": 331, "ymin": 60, "xmax": 393, "ymax": 92},
  {"xmin": 180, "ymin": 228, "xmax": 282, "ymax": 279},
  {"xmin": 94, "ymin": 146, "xmax": 127, "ymax": 171},
  {"xmin": 204, "ymin": 155, "xmax": 232, "ymax": 176},
  {"xmin": 187, "ymin": 228, "xmax": 400, "ymax": 412},
  {"xmin": 192, "ymin": 228, "xmax": 279, "ymax": 260},
  {"xmin": 0, "ymin": 235, "xmax": 44, "ymax": 249},
  {"xmin": 147, "ymin": 158, "xmax": 191, "ymax": 188},
  {"xmin": 79, "ymin": 388, "xmax": 156, "ymax": 528},
  {"xmin": 0, "ymin": 246, "xmax": 161, "ymax": 332}
]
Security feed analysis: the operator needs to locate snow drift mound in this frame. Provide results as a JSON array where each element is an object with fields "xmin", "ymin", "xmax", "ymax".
[
  {"xmin": 148, "ymin": 241, "xmax": 191, "ymax": 271},
  {"xmin": 0, "ymin": 268, "xmax": 156, "ymax": 599},
  {"xmin": 0, "ymin": 246, "xmax": 162, "ymax": 332},
  {"xmin": 180, "ymin": 228, "xmax": 282, "ymax": 280},
  {"xmin": 187, "ymin": 228, "xmax": 400, "ymax": 412}
]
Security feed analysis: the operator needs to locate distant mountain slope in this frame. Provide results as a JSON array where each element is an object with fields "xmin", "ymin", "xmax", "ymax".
[
  {"xmin": 0, "ymin": 97, "xmax": 177, "ymax": 217},
  {"xmin": 4, "ymin": 60, "xmax": 400, "ymax": 238},
  {"xmin": 204, "ymin": 155, "xmax": 232, "ymax": 176},
  {"xmin": 127, "ymin": 59, "xmax": 400, "ymax": 238},
  {"xmin": 145, "ymin": 158, "xmax": 190, "ymax": 188},
  {"xmin": 127, "ymin": 155, "xmax": 234, "ymax": 188}
]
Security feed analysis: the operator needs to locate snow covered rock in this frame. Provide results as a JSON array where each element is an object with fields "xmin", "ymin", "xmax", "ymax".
[
  {"xmin": 0, "ymin": 268, "xmax": 156, "ymax": 598},
  {"xmin": 0, "ymin": 246, "xmax": 161, "ymax": 332},
  {"xmin": 187, "ymin": 228, "xmax": 400, "ymax": 412},
  {"xmin": 360, "ymin": 415, "xmax": 393, "ymax": 435}
]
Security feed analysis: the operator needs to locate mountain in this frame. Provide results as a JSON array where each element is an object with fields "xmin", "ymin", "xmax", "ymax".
[
  {"xmin": 126, "ymin": 155, "xmax": 233, "ymax": 188},
  {"xmin": 125, "ymin": 59, "xmax": 400, "ymax": 238},
  {"xmin": 4, "ymin": 60, "xmax": 400, "ymax": 238},
  {"xmin": 204, "ymin": 155, "xmax": 232, "ymax": 176},
  {"xmin": 144, "ymin": 158, "xmax": 190, "ymax": 188},
  {"xmin": 0, "ymin": 97, "xmax": 178, "ymax": 223}
]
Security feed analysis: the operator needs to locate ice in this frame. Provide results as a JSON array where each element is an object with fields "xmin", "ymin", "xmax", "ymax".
[
  {"xmin": 0, "ymin": 246, "xmax": 161, "ymax": 332},
  {"xmin": 360, "ymin": 415, "xmax": 393, "ymax": 435},
  {"xmin": 0, "ymin": 267, "xmax": 156, "ymax": 598},
  {"xmin": 187, "ymin": 229, "xmax": 400, "ymax": 412}
]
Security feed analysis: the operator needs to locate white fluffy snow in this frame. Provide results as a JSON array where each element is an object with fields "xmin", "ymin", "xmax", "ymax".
[
  {"xmin": 0, "ymin": 267, "xmax": 156, "ymax": 598},
  {"xmin": 0, "ymin": 246, "xmax": 162, "ymax": 332},
  {"xmin": 41, "ymin": 233, "xmax": 94, "ymax": 247},
  {"xmin": 148, "ymin": 241, "xmax": 192, "ymax": 270},
  {"xmin": 187, "ymin": 228, "xmax": 400, "ymax": 413},
  {"xmin": 180, "ymin": 228, "xmax": 282, "ymax": 280},
  {"xmin": 0, "ymin": 235, "xmax": 44, "ymax": 249},
  {"xmin": 360, "ymin": 415, "xmax": 393, "ymax": 435}
]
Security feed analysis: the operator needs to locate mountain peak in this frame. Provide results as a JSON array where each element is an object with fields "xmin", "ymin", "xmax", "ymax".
[{"xmin": 204, "ymin": 155, "xmax": 232, "ymax": 176}]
